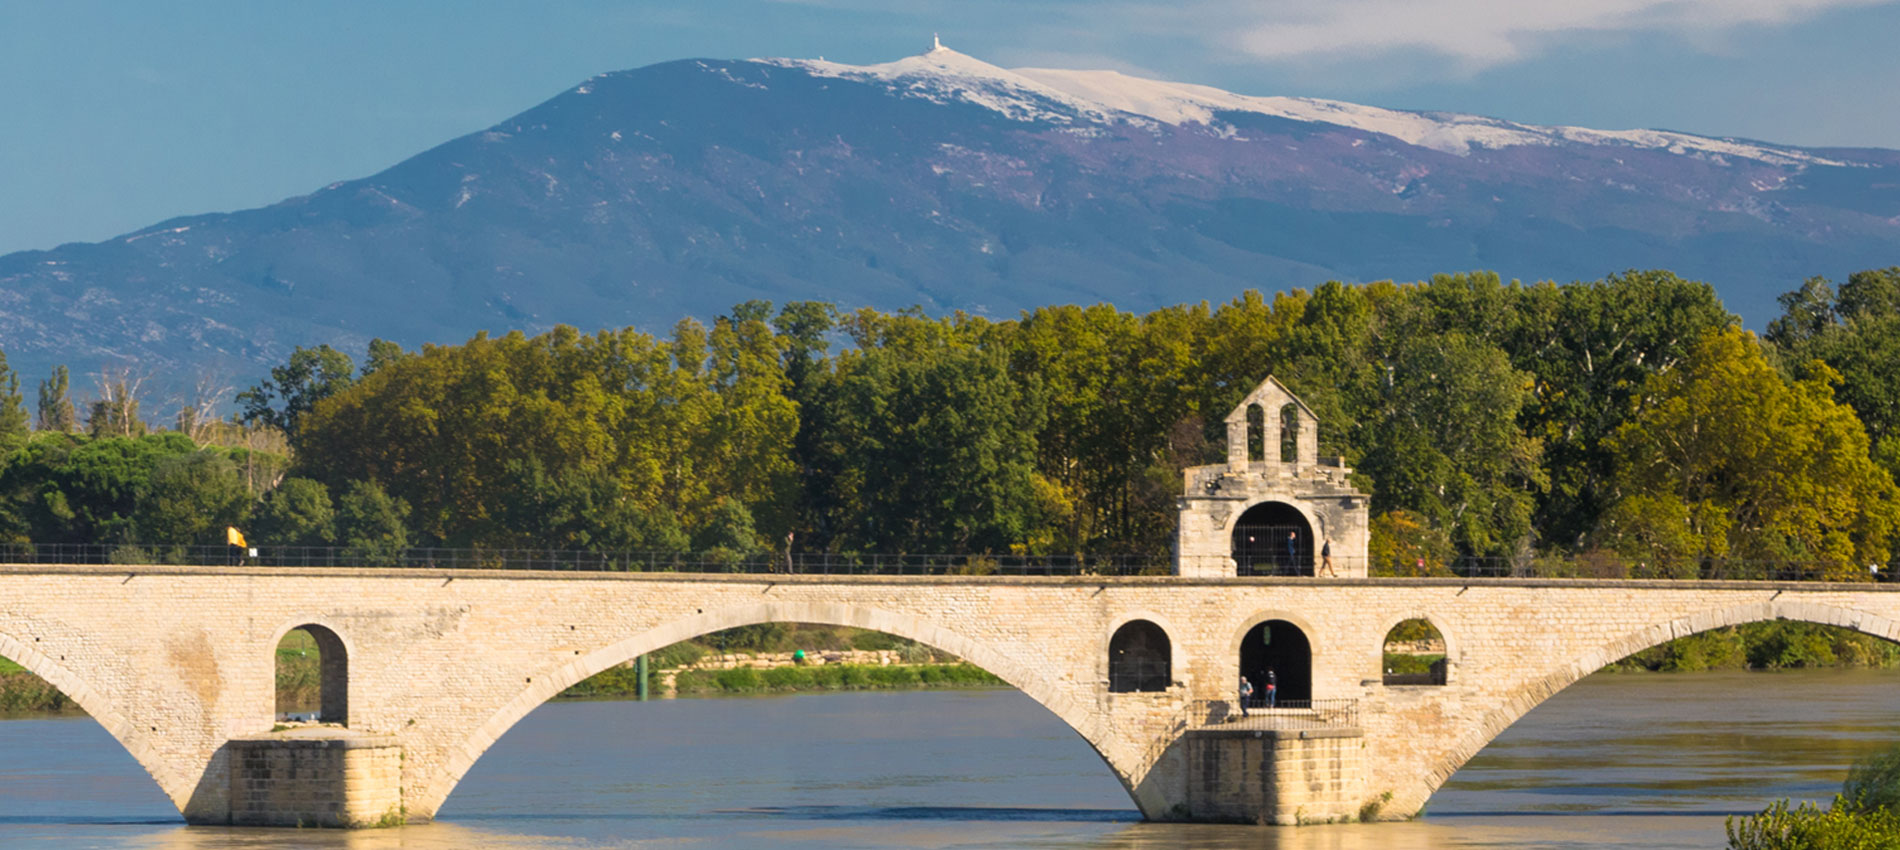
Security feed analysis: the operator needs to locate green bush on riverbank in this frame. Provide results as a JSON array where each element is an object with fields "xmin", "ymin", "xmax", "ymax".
[
  {"xmin": 675, "ymin": 662, "xmax": 1000, "ymax": 695},
  {"xmin": 1728, "ymin": 742, "xmax": 1900, "ymax": 848},
  {"xmin": 0, "ymin": 672, "xmax": 76, "ymax": 713},
  {"xmin": 1611, "ymin": 622, "xmax": 1900, "ymax": 673}
]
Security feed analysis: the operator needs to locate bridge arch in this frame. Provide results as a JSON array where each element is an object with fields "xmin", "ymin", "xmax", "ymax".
[
  {"xmin": 1099, "ymin": 610, "xmax": 1188, "ymax": 692},
  {"xmin": 1373, "ymin": 612, "xmax": 1457, "ymax": 685},
  {"xmin": 1401, "ymin": 599, "xmax": 1900, "ymax": 817},
  {"xmin": 0, "ymin": 626, "xmax": 184, "ymax": 810},
  {"xmin": 266, "ymin": 620, "xmax": 352, "ymax": 726},
  {"xmin": 418, "ymin": 600, "xmax": 1129, "ymax": 819}
]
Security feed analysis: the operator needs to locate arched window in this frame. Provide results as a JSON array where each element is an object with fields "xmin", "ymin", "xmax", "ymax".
[
  {"xmin": 1108, "ymin": 620, "xmax": 1172, "ymax": 693},
  {"xmin": 277, "ymin": 625, "xmax": 348, "ymax": 725},
  {"xmin": 1280, "ymin": 403, "xmax": 1300, "ymax": 463},
  {"xmin": 1231, "ymin": 501, "xmax": 1313, "ymax": 576},
  {"xmin": 1382, "ymin": 618, "xmax": 1447, "ymax": 686},
  {"xmin": 1246, "ymin": 403, "xmax": 1265, "ymax": 462},
  {"xmin": 1240, "ymin": 619, "xmax": 1311, "ymax": 705}
]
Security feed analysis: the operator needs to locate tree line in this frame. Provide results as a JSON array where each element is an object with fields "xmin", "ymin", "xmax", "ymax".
[{"xmin": 2, "ymin": 267, "xmax": 1898, "ymax": 577}]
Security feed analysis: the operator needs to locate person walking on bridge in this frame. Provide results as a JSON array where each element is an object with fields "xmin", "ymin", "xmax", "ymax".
[
  {"xmin": 1238, "ymin": 675, "xmax": 1254, "ymax": 717},
  {"xmin": 1319, "ymin": 539, "xmax": 1335, "ymax": 577}
]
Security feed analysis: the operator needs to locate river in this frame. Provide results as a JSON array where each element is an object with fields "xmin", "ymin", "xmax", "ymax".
[{"xmin": 1, "ymin": 668, "xmax": 1896, "ymax": 849}]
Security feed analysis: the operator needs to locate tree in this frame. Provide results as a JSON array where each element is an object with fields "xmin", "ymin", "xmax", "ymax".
[
  {"xmin": 1602, "ymin": 327, "xmax": 1900, "ymax": 579},
  {"xmin": 135, "ymin": 450, "xmax": 249, "ymax": 546},
  {"xmin": 818, "ymin": 339, "xmax": 1047, "ymax": 552},
  {"xmin": 253, "ymin": 478, "xmax": 337, "ymax": 547},
  {"xmin": 87, "ymin": 368, "xmax": 147, "ymax": 438},
  {"xmin": 237, "ymin": 345, "xmax": 357, "ymax": 441},
  {"xmin": 36, "ymin": 365, "xmax": 75, "ymax": 433},
  {"xmin": 361, "ymin": 339, "xmax": 410, "ymax": 378},
  {"xmin": 335, "ymin": 480, "xmax": 410, "ymax": 566},
  {"xmin": 1356, "ymin": 332, "xmax": 1545, "ymax": 558},
  {"xmin": 0, "ymin": 350, "xmax": 27, "ymax": 452}
]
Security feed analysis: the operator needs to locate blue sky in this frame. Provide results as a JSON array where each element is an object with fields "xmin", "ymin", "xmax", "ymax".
[{"xmin": 3, "ymin": 0, "xmax": 1898, "ymax": 256}]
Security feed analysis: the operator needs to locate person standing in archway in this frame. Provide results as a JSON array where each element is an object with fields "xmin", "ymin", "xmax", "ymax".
[
  {"xmin": 1265, "ymin": 667, "xmax": 1278, "ymax": 708},
  {"xmin": 1285, "ymin": 531, "xmax": 1298, "ymax": 575}
]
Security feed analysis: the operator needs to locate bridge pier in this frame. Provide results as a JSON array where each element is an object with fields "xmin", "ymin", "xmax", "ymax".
[
  {"xmin": 217, "ymin": 730, "xmax": 405, "ymax": 828},
  {"xmin": 1181, "ymin": 727, "xmax": 1367, "ymax": 824}
]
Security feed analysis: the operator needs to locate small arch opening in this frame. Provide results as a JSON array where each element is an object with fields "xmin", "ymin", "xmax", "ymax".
[
  {"xmin": 1232, "ymin": 500, "xmax": 1313, "ymax": 576},
  {"xmin": 277, "ymin": 625, "xmax": 348, "ymax": 725},
  {"xmin": 1382, "ymin": 618, "xmax": 1448, "ymax": 686},
  {"xmin": 1240, "ymin": 619, "xmax": 1311, "ymax": 706},
  {"xmin": 1245, "ymin": 403, "xmax": 1265, "ymax": 463},
  {"xmin": 1107, "ymin": 620, "xmax": 1171, "ymax": 693},
  {"xmin": 1279, "ymin": 403, "xmax": 1300, "ymax": 464}
]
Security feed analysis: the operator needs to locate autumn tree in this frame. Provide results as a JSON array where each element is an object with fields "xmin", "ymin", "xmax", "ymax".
[{"xmin": 1600, "ymin": 327, "xmax": 1900, "ymax": 579}]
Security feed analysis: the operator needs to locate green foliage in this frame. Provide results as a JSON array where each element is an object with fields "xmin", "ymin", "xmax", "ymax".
[
  {"xmin": 1728, "ymin": 741, "xmax": 1900, "ymax": 848},
  {"xmin": 135, "ymin": 450, "xmax": 249, "ymax": 545},
  {"xmin": 237, "ymin": 345, "xmax": 357, "ymax": 442},
  {"xmin": 1611, "ymin": 622, "xmax": 1899, "ymax": 672},
  {"xmin": 1727, "ymin": 798, "xmax": 1900, "ymax": 849},
  {"xmin": 1369, "ymin": 510, "xmax": 1455, "ymax": 575},
  {"xmin": 1601, "ymin": 327, "xmax": 1900, "ymax": 579},
  {"xmin": 35, "ymin": 365, "xmax": 75, "ymax": 433},
  {"xmin": 1844, "ymin": 742, "xmax": 1900, "ymax": 815},
  {"xmin": 0, "ymin": 350, "xmax": 27, "ymax": 453},
  {"xmin": 253, "ymin": 477, "xmax": 336, "ymax": 547},
  {"xmin": 671, "ymin": 662, "xmax": 999, "ymax": 695},
  {"xmin": 335, "ymin": 480, "xmax": 410, "ymax": 566}
]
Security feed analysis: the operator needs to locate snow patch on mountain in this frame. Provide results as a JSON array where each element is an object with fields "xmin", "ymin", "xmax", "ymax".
[{"xmin": 763, "ymin": 45, "xmax": 1847, "ymax": 168}]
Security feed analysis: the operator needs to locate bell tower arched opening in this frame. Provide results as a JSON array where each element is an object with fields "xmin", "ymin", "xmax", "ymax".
[
  {"xmin": 1239, "ymin": 619, "xmax": 1311, "ymax": 705},
  {"xmin": 1231, "ymin": 501, "xmax": 1312, "ymax": 576}
]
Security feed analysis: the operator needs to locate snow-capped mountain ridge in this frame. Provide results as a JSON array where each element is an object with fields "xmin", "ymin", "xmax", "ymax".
[{"xmin": 769, "ymin": 44, "xmax": 1843, "ymax": 167}]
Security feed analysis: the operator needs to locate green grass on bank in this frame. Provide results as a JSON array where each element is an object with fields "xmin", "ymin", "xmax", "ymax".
[
  {"xmin": 1383, "ymin": 653, "xmax": 1445, "ymax": 675},
  {"xmin": 0, "ymin": 656, "xmax": 24, "ymax": 675}
]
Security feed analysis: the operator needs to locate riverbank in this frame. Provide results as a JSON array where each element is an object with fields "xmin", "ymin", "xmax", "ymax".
[{"xmin": 560, "ymin": 661, "xmax": 1000, "ymax": 699}]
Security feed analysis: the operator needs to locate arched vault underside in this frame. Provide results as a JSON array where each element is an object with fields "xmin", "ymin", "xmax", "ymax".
[
  {"xmin": 422, "ymin": 601, "xmax": 1125, "ymax": 818},
  {"xmin": 1391, "ymin": 598, "xmax": 1900, "ymax": 818},
  {"xmin": 3, "ymin": 566, "xmax": 1900, "ymax": 826}
]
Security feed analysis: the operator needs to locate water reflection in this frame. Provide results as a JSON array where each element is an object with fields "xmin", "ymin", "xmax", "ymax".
[{"xmin": 0, "ymin": 669, "xmax": 1895, "ymax": 849}]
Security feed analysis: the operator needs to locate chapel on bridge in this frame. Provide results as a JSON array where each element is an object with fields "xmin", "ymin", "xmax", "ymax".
[{"xmin": 1175, "ymin": 376, "xmax": 1370, "ymax": 578}]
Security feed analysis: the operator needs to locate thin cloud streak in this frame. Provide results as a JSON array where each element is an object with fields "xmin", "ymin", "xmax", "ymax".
[{"xmin": 1211, "ymin": 0, "xmax": 1894, "ymax": 70}]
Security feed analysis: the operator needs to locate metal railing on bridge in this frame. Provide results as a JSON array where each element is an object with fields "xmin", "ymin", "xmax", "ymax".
[
  {"xmin": 0, "ymin": 544, "xmax": 1891, "ymax": 581},
  {"xmin": 0, "ymin": 543, "xmax": 1165, "ymax": 576},
  {"xmin": 1188, "ymin": 699, "xmax": 1359, "ymax": 732}
]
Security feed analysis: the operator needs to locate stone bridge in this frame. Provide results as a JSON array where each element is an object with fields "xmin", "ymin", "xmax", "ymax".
[{"xmin": 3, "ymin": 563, "xmax": 1898, "ymax": 826}]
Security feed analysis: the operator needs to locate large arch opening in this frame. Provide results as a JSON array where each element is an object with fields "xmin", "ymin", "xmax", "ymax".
[
  {"xmin": 424, "ymin": 604, "xmax": 1150, "ymax": 822},
  {"xmin": 1107, "ymin": 620, "xmax": 1171, "ymax": 693},
  {"xmin": 0, "ymin": 643, "xmax": 181, "ymax": 824},
  {"xmin": 1239, "ymin": 619, "xmax": 1311, "ymax": 705},
  {"xmin": 1231, "ymin": 501, "xmax": 1312, "ymax": 576},
  {"xmin": 1414, "ymin": 605, "xmax": 1900, "ymax": 820},
  {"xmin": 276, "ymin": 625, "xmax": 348, "ymax": 726}
]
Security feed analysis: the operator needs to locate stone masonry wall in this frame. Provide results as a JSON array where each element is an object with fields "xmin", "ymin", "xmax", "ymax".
[
  {"xmin": 1, "ymin": 566, "xmax": 1899, "ymax": 825},
  {"xmin": 229, "ymin": 734, "xmax": 402, "ymax": 827}
]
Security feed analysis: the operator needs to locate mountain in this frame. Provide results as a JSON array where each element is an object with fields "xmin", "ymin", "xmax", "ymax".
[{"xmin": 4, "ymin": 43, "xmax": 1897, "ymax": 394}]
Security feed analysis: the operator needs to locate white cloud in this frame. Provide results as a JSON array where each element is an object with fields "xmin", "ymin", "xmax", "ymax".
[{"xmin": 1224, "ymin": 0, "xmax": 1894, "ymax": 70}]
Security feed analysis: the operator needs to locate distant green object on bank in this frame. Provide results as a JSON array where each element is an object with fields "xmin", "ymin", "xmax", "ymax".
[{"xmin": 792, "ymin": 650, "xmax": 805, "ymax": 663}]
